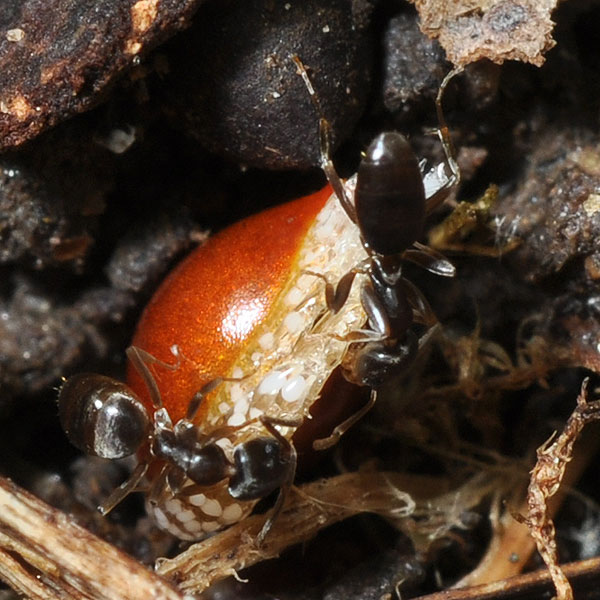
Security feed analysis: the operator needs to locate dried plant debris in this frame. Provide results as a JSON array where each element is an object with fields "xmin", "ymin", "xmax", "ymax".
[
  {"xmin": 0, "ymin": 476, "xmax": 183, "ymax": 600},
  {"xmin": 0, "ymin": 0, "xmax": 206, "ymax": 151},
  {"xmin": 516, "ymin": 379, "xmax": 600, "ymax": 600},
  {"xmin": 411, "ymin": 0, "xmax": 558, "ymax": 67},
  {"xmin": 428, "ymin": 184, "xmax": 522, "ymax": 257},
  {"xmin": 155, "ymin": 471, "xmax": 499, "ymax": 595},
  {"xmin": 413, "ymin": 557, "xmax": 600, "ymax": 600}
]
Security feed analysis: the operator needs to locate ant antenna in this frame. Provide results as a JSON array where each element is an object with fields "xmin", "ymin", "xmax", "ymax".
[
  {"xmin": 292, "ymin": 55, "xmax": 357, "ymax": 224},
  {"xmin": 126, "ymin": 346, "xmax": 164, "ymax": 410},
  {"xmin": 435, "ymin": 66, "xmax": 463, "ymax": 188}
]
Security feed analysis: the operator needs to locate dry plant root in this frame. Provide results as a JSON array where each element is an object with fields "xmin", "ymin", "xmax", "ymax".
[
  {"xmin": 0, "ymin": 467, "xmax": 503, "ymax": 598},
  {"xmin": 156, "ymin": 471, "xmax": 416, "ymax": 594}
]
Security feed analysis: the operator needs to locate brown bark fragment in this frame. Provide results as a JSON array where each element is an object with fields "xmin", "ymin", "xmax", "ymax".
[
  {"xmin": 0, "ymin": 477, "xmax": 183, "ymax": 600},
  {"xmin": 516, "ymin": 380, "xmax": 600, "ymax": 600},
  {"xmin": 0, "ymin": 0, "xmax": 206, "ymax": 150}
]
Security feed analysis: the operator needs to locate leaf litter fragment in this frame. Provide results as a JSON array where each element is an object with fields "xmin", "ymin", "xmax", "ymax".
[{"xmin": 410, "ymin": 0, "xmax": 558, "ymax": 67}]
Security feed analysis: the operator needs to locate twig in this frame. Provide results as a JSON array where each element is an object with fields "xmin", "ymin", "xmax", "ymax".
[
  {"xmin": 412, "ymin": 556, "xmax": 600, "ymax": 600},
  {"xmin": 0, "ymin": 477, "xmax": 183, "ymax": 600}
]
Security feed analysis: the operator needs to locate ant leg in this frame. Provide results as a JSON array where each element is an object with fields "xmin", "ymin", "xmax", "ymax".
[
  {"xmin": 255, "ymin": 415, "xmax": 301, "ymax": 545},
  {"xmin": 126, "ymin": 345, "xmax": 184, "ymax": 410},
  {"xmin": 98, "ymin": 461, "xmax": 149, "ymax": 515},
  {"xmin": 436, "ymin": 67, "xmax": 463, "ymax": 187},
  {"xmin": 402, "ymin": 242, "xmax": 455, "ymax": 278},
  {"xmin": 417, "ymin": 322, "xmax": 440, "ymax": 349},
  {"xmin": 400, "ymin": 278, "xmax": 438, "ymax": 329},
  {"xmin": 302, "ymin": 257, "xmax": 370, "ymax": 321},
  {"xmin": 291, "ymin": 55, "xmax": 357, "ymax": 224},
  {"xmin": 312, "ymin": 389, "xmax": 377, "ymax": 451},
  {"xmin": 146, "ymin": 464, "xmax": 170, "ymax": 507},
  {"xmin": 425, "ymin": 67, "xmax": 463, "ymax": 214},
  {"xmin": 185, "ymin": 378, "xmax": 224, "ymax": 421},
  {"xmin": 195, "ymin": 409, "xmax": 282, "ymax": 448},
  {"xmin": 319, "ymin": 119, "xmax": 357, "ymax": 224},
  {"xmin": 423, "ymin": 163, "xmax": 456, "ymax": 213},
  {"xmin": 259, "ymin": 414, "xmax": 304, "ymax": 429},
  {"xmin": 304, "ymin": 268, "xmax": 360, "ymax": 314},
  {"xmin": 183, "ymin": 362, "xmax": 262, "ymax": 423},
  {"xmin": 166, "ymin": 466, "xmax": 187, "ymax": 495},
  {"xmin": 330, "ymin": 329, "xmax": 384, "ymax": 344},
  {"xmin": 185, "ymin": 366, "xmax": 263, "ymax": 422}
]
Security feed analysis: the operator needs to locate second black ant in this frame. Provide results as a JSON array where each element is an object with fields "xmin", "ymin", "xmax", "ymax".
[{"xmin": 294, "ymin": 57, "xmax": 462, "ymax": 448}]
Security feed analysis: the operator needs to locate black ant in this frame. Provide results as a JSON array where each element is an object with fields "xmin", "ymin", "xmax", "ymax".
[
  {"xmin": 294, "ymin": 57, "xmax": 461, "ymax": 448},
  {"xmin": 57, "ymin": 61, "xmax": 461, "ymax": 541},
  {"xmin": 58, "ymin": 346, "xmax": 296, "ymax": 541}
]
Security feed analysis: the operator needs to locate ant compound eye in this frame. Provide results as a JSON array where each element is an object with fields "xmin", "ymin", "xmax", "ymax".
[
  {"xmin": 228, "ymin": 437, "xmax": 290, "ymax": 501},
  {"xmin": 356, "ymin": 132, "xmax": 426, "ymax": 255},
  {"xmin": 58, "ymin": 373, "xmax": 151, "ymax": 459}
]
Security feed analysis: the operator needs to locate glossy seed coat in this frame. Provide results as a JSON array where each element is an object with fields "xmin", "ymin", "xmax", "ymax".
[{"xmin": 127, "ymin": 187, "xmax": 332, "ymax": 422}]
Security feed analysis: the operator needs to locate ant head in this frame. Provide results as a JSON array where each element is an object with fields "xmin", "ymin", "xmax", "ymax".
[
  {"xmin": 228, "ymin": 437, "xmax": 291, "ymax": 501},
  {"xmin": 58, "ymin": 374, "xmax": 151, "ymax": 459}
]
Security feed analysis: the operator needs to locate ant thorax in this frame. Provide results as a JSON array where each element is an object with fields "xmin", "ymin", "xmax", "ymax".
[{"xmin": 144, "ymin": 180, "xmax": 370, "ymax": 539}]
